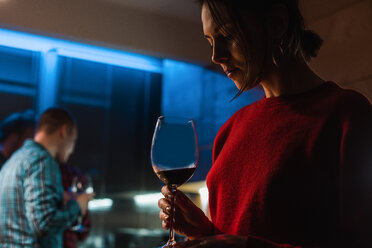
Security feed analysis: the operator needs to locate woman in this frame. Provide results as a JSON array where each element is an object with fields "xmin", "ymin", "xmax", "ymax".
[{"xmin": 158, "ymin": 0, "xmax": 372, "ymax": 247}]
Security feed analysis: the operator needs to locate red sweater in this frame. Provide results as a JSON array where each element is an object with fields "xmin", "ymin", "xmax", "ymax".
[{"xmin": 207, "ymin": 82, "xmax": 372, "ymax": 247}]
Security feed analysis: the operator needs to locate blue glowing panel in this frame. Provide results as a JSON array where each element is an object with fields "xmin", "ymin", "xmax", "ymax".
[
  {"xmin": 162, "ymin": 59, "xmax": 203, "ymax": 119},
  {"xmin": 58, "ymin": 57, "xmax": 110, "ymax": 107},
  {"xmin": 192, "ymin": 70, "xmax": 264, "ymax": 182},
  {"xmin": 0, "ymin": 45, "xmax": 39, "ymax": 85},
  {"xmin": 0, "ymin": 28, "xmax": 162, "ymax": 73},
  {"xmin": 207, "ymin": 70, "xmax": 265, "ymax": 127},
  {"xmin": 161, "ymin": 60, "xmax": 264, "ymax": 182}
]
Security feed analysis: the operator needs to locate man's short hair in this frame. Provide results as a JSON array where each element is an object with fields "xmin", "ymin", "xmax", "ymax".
[
  {"xmin": 0, "ymin": 110, "xmax": 36, "ymax": 142},
  {"xmin": 36, "ymin": 107, "xmax": 76, "ymax": 135}
]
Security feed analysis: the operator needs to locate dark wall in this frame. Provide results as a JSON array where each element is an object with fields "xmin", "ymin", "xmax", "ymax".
[
  {"xmin": 57, "ymin": 57, "xmax": 162, "ymax": 194},
  {"xmin": 0, "ymin": 45, "xmax": 39, "ymax": 119}
]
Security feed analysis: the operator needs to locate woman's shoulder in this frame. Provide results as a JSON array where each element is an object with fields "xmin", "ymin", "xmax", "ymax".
[
  {"xmin": 222, "ymin": 99, "xmax": 263, "ymax": 127},
  {"xmin": 213, "ymin": 100, "xmax": 263, "ymax": 160},
  {"xmin": 214, "ymin": 100, "xmax": 261, "ymax": 138},
  {"xmin": 327, "ymin": 82, "xmax": 371, "ymax": 112},
  {"xmin": 322, "ymin": 83, "xmax": 372, "ymax": 127}
]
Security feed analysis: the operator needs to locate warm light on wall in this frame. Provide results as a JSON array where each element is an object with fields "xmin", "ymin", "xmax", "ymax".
[
  {"xmin": 134, "ymin": 192, "xmax": 163, "ymax": 207},
  {"xmin": 199, "ymin": 186, "xmax": 209, "ymax": 214},
  {"xmin": 88, "ymin": 198, "xmax": 113, "ymax": 211}
]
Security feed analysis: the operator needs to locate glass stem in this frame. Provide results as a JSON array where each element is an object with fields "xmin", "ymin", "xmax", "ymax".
[
  {"xmin": 168, "ymin": 185, "xmax": 177, "ymax": 246},
  {"xmin": 78, "ymin": 216, "xmax": 83, "ymax": 225}
]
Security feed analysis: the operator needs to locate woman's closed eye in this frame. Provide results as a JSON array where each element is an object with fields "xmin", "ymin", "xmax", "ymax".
[
  {"xmin": 205, "ymin": 34, "xmax": 234, "ymax": 53},
  {"xmin": 221, "ymin": 32, "xmax": 233, "ymax": 41}
]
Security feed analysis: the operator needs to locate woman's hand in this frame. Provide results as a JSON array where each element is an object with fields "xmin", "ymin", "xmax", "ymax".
[
  {"xmin": 174, "ymin": 235, "xmax": 248, "ymax": 248},
  {"xmin": 158, "ymin": 185, "xmax": 214, "ymax": 240}
]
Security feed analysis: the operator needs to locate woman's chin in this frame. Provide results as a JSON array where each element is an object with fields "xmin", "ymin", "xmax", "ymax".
[
  {"xmin": 232, "ymin": 79, "xmax": 259, "ymax": 92},
  {"xmin": 233, "ymin": 81, "xmax": 244, "ymax": 91},
  {"xmin": 229, "ymin": 75, "xmax": 243, "ymax": 89}
]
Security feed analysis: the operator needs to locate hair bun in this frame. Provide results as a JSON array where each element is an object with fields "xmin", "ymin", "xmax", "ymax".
[{"xmin": 300, "ymin": 29, "xmax": 323, "ymax": 61}]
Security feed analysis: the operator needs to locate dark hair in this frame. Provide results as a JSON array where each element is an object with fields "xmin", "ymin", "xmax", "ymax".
[
  {"xmin": 197, "ymin": 0, "xmax": 323, "ymax": 95},
  {"xmin": 0, "ymin": 110, "xmax": 35, "ymax": 142},
  {"xmin": 36, "ymin": 107, "xmax": 76, "ymax": 135}
]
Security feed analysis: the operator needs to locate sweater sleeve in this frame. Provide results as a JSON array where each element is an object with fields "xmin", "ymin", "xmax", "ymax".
[{"xmin": 337, "ymin": 95, "xmax": 372, "ymax": 247}]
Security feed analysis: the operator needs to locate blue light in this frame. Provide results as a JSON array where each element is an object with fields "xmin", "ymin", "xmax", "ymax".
[
  {"xmin": 0, "ymin": 84, "xmax": 36, "ymax": 96},
  {"xmin": 0, "ymin": 28, "xmax": 162, "ymax": 73}
]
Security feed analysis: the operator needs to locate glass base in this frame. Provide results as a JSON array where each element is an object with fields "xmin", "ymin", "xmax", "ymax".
[
  {"xmin": 159, "ymin": 240, "xmax": 176, "ymax": 248},
  {"xmin": 70, "ymin": 224, "xmax": 89, "ymax": 233}
]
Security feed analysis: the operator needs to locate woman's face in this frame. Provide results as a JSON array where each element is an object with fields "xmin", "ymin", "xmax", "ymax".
[{"xmin": 201, "ymin": 4, "xmax": 266, "ymax": 90}]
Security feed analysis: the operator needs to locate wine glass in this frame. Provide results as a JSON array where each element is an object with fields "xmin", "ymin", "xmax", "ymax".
[
  {"xmin": 70, "ymin": 175, "xmax": 93, "ymax": 232},
  {"xmin": 151, "ymin": 116, "xmax": 199, "ymax": 248}
]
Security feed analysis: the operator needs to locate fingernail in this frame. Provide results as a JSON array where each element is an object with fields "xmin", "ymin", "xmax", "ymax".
[{"xmin": 165, "ymin": 206, "xmax": 170, "ymax": 212}]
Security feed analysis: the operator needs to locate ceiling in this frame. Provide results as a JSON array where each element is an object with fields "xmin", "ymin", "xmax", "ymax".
[
  {"xmin": 105, "ymin": 0, "xmax": 365, "ymax": 24},
  {"xmin": 105, "ymin": 0, "xmax": 201, "ymax": 23}
]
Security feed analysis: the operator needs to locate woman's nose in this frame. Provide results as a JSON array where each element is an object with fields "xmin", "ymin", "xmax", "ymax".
[{"xmin": 211, "ymin": 40, "xmax": 229, "ymax": 64}]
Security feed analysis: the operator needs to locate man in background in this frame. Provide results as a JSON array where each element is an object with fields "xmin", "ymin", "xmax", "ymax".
[
  {"xmin": 0, "ymin": 109, "xmax": 35, "ymax": 168},
  {"xmin": 0, "ymin": 107, "xmax": 93, "ymax": 248}
]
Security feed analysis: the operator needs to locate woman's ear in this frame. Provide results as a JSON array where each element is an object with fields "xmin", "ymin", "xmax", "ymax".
[{"xmin": 266, "ymin": 3, "xmax": 289, "ymax": 42}]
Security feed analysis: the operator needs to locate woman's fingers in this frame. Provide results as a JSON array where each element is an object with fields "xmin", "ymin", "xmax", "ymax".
[
  {"xmin": 160, "ymin": 186, "xmax": 192, "ymax": 217},
  {"xmin": 159, "ymin": 186, "xmax": 213, "ymax": 238},
  {"xmin": 161, "ymin": 185, "xmax": 193, "ymax": 211},
  {"xmin": 159, "ymin": 210, "xmax": 170, "ymax": 222},
  {"xmin": 158, "ymin": 198, "xmax": 171, "ymax": 215},
  {"xmin": 159, "ymin": 207, "xmax": 171, "ymax": 230},
  {"xmin": 174, "ymin": 190, "xmax": 196, "ymax": 212},
  {"xmin": 158, "ymin": 198, "xmax": 172, "ymax": 231},
  {"xmin": 174, "ymin": 191, "xmax": 209, "ymax": 226},
  {"xmin": 161, "ymin": 186, "xmax": 209, "ymax": 224},
  {"xmin": 162, "ymin": 220, "xmax": 170, "ymax": 229},
  {"xmin": 161, "ymin": 185, "xmax": 172, "ymax": 198}
]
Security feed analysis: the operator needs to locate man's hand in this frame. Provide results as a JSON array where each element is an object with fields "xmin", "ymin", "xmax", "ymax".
[{"xmin": 75, "ymin": 193, "xmax": 94, "ymax": 215}]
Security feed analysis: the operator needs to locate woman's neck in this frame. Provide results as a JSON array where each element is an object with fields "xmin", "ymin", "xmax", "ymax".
[{"xmin": 260, "ymin": 59, "xmax": 325, "ymax": 98}]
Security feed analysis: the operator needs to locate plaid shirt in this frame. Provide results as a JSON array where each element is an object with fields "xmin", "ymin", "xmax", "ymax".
[
  {"xmin": 59, "ymin": 163, "xmax": 91, "ymax": 248},
  {"xmin": 0, "ymin": 140, "xmax": 81, "ymax": 248}
]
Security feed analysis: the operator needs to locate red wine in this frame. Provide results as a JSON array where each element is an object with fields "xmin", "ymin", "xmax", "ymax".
[{"xmin": 155, "ymin": 167, "xmax": 196, "ymax": 186}]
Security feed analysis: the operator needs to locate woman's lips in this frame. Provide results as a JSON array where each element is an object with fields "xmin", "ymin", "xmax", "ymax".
[{"xmin": 225, "ymin": 68, "xmax": 238, "ymax": 79}]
